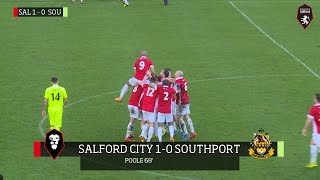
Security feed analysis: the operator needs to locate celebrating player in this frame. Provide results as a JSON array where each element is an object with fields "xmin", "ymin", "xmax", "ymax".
[
  {"xmin": 42, "ymin": 77, "xmax": 68, "ymax": 131},
  {"xmin": 124, "ymin": 85, "xmax": 143, "ymax": 142},
  {"xmin": 158, "ymin": 68, "xmax": 172, "ymax": 84},
  {"xmin": 114, "ymin": 51, "xmax": 154, "ymax": 102},
  {"xmin": 139, "ymin": 76, "xmax": 158, "ymax": 142},
  {"xmin": 158, "ymin": 68, "xmax": 179, "ymax": 133},
  {"xmin": 157, "ymin": 79, "xmax": 177, "ymax": 142},
  {"xmin": 302, "ymin": 94, "xmax": 320, "ymax": 168},
  {"xmin": 175, "ymin": 71, "xmax": 197, "ymax": 139}
]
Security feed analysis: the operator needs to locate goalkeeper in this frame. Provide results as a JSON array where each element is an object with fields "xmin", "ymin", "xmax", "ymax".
[{"xmin": 42, "ymin": 77, "xmax": 68, "ymax": 131}]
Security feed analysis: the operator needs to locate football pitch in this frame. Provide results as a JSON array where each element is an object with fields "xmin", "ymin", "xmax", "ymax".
[{"xmin": 1, "ymin": 0, "xmax": 320, "ymax": 179}]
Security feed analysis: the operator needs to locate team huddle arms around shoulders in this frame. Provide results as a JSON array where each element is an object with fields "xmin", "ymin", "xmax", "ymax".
[
  {"xmin": 115, "ymin": 51, "xmax": 197, "ymax": 142},
  {"xmin": 41, "ymin": 51, "xmax": 196, "ymax": 143}
]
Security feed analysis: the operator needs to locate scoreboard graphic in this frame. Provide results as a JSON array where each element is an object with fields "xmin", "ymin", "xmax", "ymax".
[{"xmin": 13, "ymin": 7, "xmax": 68, "ymax": 17}]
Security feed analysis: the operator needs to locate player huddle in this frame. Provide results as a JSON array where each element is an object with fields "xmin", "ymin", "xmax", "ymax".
[{"xmin": 114, "ymin": 51, "xmax": 197, "ymax": 142}]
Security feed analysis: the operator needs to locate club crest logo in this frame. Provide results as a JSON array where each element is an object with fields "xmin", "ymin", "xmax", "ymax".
[
  {"xmin": 297, "ymin": 4, "xmax": 313, "ymax": 29},
  {"xmin": 44, "ymin": 129, "xmax": 65, "ymax": 160},
  {"xmin": 249, "ymin": 128, "xmax": 274, "ymax": 159}
]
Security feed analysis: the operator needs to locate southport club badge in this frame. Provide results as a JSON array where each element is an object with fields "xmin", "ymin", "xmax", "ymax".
[
  {"xmin": 249, "ymin": 128, "xmax": 274, "ymax": 159},
  {"xmin": 297, "ymin": 4, "xmax": 313, "ymax": 29}
]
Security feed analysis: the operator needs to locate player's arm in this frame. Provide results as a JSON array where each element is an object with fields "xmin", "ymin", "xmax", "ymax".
[
  {"xmin": 133, "ymin": 66, "xmax": 137, "ymax": 75},
  {"xmin": 42, "ymin": 89, "xmax": 49, "ymax": 118},
  {"xmin": 175, "ymin": 84, "xmax": 181, "ymax": 93},
  {"xmin": 150, "ymin": 65, "xmax": 155, "ymax": 75},
  {"xmin": 63, "ymin": 89, "xmax": 68, "ymax": 108},
  {"xmin": 163, "ymin": 77, "xmax": 175, "ymax": 86},
  {"xmin": 302, "ymin": 115, "xmax": 313, "ymax": 136},
  {"xmin": 175, "ymin": 84, "xmax": 182, "ymax": 104},
  {"xmin": 133, "ymin": 60, "xmax": 138, "ymax": 75},
  {"xmin": 64, "ymin": 98, "xmax": 68, "ymax": 108},
  {"xmin": 148, "ymin": 83, "xmax": 157, "ymax": 89},
  {"xmin": 42, "ymin": 98, "xmax": 47, "ymax": 118},
  {"xmin": 171, "ymin": 89, "xmax": 178, "ymax": 99}
]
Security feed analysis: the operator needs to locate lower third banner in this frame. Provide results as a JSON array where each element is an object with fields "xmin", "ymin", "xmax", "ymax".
[{"xmin": 34, "ymin": 142, "xmax": 284, "ymax": 170}]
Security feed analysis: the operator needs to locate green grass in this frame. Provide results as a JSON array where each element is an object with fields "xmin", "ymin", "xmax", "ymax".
[{"xmin": 1, "ymin": 0, "xmax": 320, "ymax": 179}]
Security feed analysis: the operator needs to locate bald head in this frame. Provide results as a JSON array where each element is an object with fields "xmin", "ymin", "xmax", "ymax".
[
  {"xmin": 175, "ymin": 71, "xmax": 184, "ymax": 78},
  {"xmin": 140, "ymin": 51, "xmax": 148, "ymax": 57}
]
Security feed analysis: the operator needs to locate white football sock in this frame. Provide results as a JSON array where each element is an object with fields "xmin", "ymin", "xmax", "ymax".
[
  {"xmin": 187, "ymin": 118, "xmax": 195, "ymax": 133},
  {"xmin": 310, "ymin": 145, "xmax": 318, "ymax": 163},
  {"xmin": 120, "ymin": 84, "xmax": 129, "ymax": 98},
  {"xmin": 181, "ymin": 121, "xmax": 188, "ymax": 134},
  {"xmin": 169, "ymin": 125, "xmax": 174, "ymax": 138},
  {"xmin": 173, "ymin": 122, "xmax": 177, "ymax": 131},
  {"xmin": 141, "ymin": 124, "xmax": 149, "ymax": 139},
  {"xmin": 125, "ymin": 122, "xmax": 133, "ymax": 138},
  {"xmin": 140, "ymin": 124, "xmax": 145, "ymax": 136},
  {"xmin": 154, "ymin": 123, "xmax": 158, "ymax": 136},
  {"xmin": 147, "ymin": 127, "xmax": 154, "ymax": 142},
  {"xmin": 158, "ymin": 127, "xmax": 163, "ymax": 142}
]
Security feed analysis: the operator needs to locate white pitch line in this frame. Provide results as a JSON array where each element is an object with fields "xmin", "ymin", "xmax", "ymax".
[
  {"xmin": 229, "ymin": 1, "xmax": 320, "ymax": 79},
  {"xmin": 38, "ymin": 74, "xmax": 310, "ymax": 180}
]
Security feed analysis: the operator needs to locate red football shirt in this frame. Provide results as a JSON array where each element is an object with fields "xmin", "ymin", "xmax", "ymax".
[
  {"xmin": 158, "ymin": 86, "xmax": 176, "ymax": 114},
  {"xmin": 175, "ymin": 77, "xmax": 189, "ymax": 104},
  {"xmin": 141, "ymin": 84, "xmax": 158, "ymax": 112},
  {"xmin": 158, "ymin": 77, "xmax": 176, "ymax": 102},
  {"xmin": 133, "ymin": 56, "xmax": 153, "ymax": 80},
  {"xmin": 308, "ymin": 104, "xmax": 320, "ymax": 134},
  {"xmin": 128, "ymin": 85, "xmax": 143, "ymax": 107}
]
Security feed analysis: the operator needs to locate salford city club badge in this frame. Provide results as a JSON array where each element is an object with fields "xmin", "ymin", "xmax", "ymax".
[
  {"xmin": 248, "ymin": 128, "xmax": 274, "ymax": 159},
  {"xmin": 44, "ymin": 129, "xmax": 65, "ymax": 160},
  {"xmin": 297, "ymin": 4, "xmax": 313, "ymax": 29}
]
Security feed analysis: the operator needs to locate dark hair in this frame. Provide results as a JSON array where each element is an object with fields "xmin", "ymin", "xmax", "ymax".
[
  {"xmin": 316, "ymin": 94, "xmax": 320, "ymax": 102},
  {"xmin": 162, "ymin": 79, "xmax": 169, "ymax": 86},
  {"xmin": 51, "ymin": 77, "xmax": 58, "ymax": 83},
  {"xmin": 163, "ymin": 69, "xmax": 170, "ymax": 78},
  {"xmin": 150, "ymin": 75, "xmax": 157, "ymax": 83}
]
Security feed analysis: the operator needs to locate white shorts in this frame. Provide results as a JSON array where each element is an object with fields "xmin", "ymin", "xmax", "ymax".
[
  {"xmin": 177, "ymin": 104, "xmax": 190, "ymax": 116},
  {"xmin": 128, "ymin": 77, "xmax": 141, "ymax": 86},
  {"xmin": 312, "ymin": 133, "xmax": 320, "ymax": 145},
  {"xmin": 128, "ymin": 105, "xmax": 139, "ymax": 119},
  {"xmin": 157, "ymin": 112, "xmax": 173, "ymax": 123},
  {"xmin": 142, "ymin": 110, "xmax": 156, "ymax": 122},
  {"xmin": 171, "ymin": 102, "xmax": 177, "ymax": 116}
]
